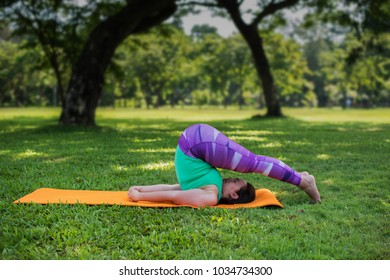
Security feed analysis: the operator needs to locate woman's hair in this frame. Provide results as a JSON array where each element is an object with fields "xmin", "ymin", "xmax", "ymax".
[{"xmin": 219, "ymin": 182, "xmax": 256, "ymax": 204}]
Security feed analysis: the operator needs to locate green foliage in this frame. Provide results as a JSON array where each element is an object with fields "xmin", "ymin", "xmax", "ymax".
[
  {"xmin": 264, "ymin": 33, "xmax": 315, "ymax": 107},
  {"xmin": 106, "ymin": 25, "xmax": 321, "ymax": 109},
  {"xmin": 192, "ymin": 89, "xmax": 210, "ymax": 108},
  {"xmin": 0, "ymin": 0, "xmax": 131, "ymax": 105},
  {"xmin": 303, "ymin": 31, "xmax": 390, "ymax": 107},
  {"xmin": 0, "ymin": 107, "xmax": 389, "ymax": 259},
  {"xmin": 114, "ymin": 26, "xmax": 195, "ymax": 108},
  {"xmin": 0, "ymin": 40, "xmax": 55, "ymax": 106},
  {"xmin": 198, "ymin": 33, "xmax": 257, "ymax": 107},
  {"xmin": 0, "ymin": 0, "xmax": 389, "ymax": 109},
  {"xmin": 305, "ymin": 0, "xmax": 390, "ymax": 36}
]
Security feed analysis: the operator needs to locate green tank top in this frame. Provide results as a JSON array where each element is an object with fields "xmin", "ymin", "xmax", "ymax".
[{"xmin": 175, "ymin": 146, "xmax": 222, "ymax": 201}]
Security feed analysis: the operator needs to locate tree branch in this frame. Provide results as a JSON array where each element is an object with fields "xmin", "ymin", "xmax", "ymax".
[
  {"xmin": 217, "ymin": 0, "xmax": 248, "ymax": 31},
  {"xmin": 178, "ymin": 0, "xmax": 220, "ymax": 8},
  {"xmin": 237, "ymin": 0, "xmax": 245, "ymax": 7},
  {"xmin": 252, "ymin": 0, "xmax": 299, "ymax": 26},
  {"xmin": 132, "ymin": 2, "xmax": 177, "ymax": 33}
]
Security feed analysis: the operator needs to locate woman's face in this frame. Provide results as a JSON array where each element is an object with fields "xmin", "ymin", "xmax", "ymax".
[{"xmin": 222, "ymin": 178, "xmax": 247, "ymax": 199}]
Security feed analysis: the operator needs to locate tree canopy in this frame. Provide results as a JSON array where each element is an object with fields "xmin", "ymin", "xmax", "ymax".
[{"xmin": 0, "ymin": 0, "xmax": 389, "ymax": 125}]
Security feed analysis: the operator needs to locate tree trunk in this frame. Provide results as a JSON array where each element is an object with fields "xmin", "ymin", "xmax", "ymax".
[
  {"xmin": 59, "ymin": 0, "xmax": 176, "ymax": 126},
  {"xmin": 240, "ymin": 25, "xmax": 282, "ymax": 116},
  {"xmin": 217, "ymin": 0, "xmax": 299, "ymax": 117}
]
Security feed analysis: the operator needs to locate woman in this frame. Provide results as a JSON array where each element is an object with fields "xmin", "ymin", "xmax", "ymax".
[{"xmin": 128, "ymin": 123, "xmax": 321, "ymax": 207}]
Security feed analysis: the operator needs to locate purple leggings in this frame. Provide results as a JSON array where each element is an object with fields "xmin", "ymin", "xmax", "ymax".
[{"xmin": 178, "ymin": 124, "xmax": 301, "ymax": 186}]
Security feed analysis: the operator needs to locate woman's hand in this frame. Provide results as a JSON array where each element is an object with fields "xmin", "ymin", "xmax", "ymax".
[{"xmin": 128, "ymin": 186, "xmax": 140, "ymax": 201}]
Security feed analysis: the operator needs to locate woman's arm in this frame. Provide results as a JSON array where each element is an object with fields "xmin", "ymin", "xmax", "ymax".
[
  {"xmin": 129, "ymin": 184, "xmax": 181, "ymax": 192},
  {"xmin": 128, "ymin": 185, "xmax": 219, "ymax": 207}
]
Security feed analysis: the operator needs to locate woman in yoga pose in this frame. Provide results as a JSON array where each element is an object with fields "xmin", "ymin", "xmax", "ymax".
[{"xmin": 128, "ymin": 123, "xmax": 321, "ymax": 207}]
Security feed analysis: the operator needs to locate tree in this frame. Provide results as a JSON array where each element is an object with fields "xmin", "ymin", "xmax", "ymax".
[
  {"xmin": 295, "ymin": 22, "xmax": 334, "ymax": 107},
  {"xmin": 1, "ymin": 0, "xmax": 177, "ymax": 126},
  {"xmin": 0, "ymin": 40, "xmax": 54, "ymax": 106},
  {"xmin": 197, "ymin": 33, "xmax": 230, "ymax": 105},
  {"xmin": 0, "ymin": 0, "xmax": 80, "ymax": 106},
  {"xmin": 304, "ymin": 0, "xmax": 390, "ymax": 77},
  {"xmin": 301, "ymin": 0, "xmax": 390, "ymax": 107},
  {"xmin": 191, "ymin": 23, "xmax": 218, "ymax": 40},
  {"xmin": 224, "ymin": 35, "xmax": 256, "ymax": 108},
  {"xmin": 179, "ymin": 0, "xmax": 302, "ymax": 116},
  {"xmin": 264, "ymin": 32, "xmax": 314, "ymax": 107},
  {"xmin": 61, "ymin": 0, "xmax": 176, "ymax": 125},
  {"xmin": 344, "ymin": 33, "xmax": 390, "ymax": 107},
  {"xmin": 197, "ymin": 33, "xmax": 255, "ymax": 107},
  {"xmin": 117, "ymin": 25, "xmax": 192, "ymax": 108}
]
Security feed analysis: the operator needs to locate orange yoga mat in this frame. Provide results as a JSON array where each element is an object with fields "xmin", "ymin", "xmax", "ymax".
[{"xmin": 13, "ymin": 188, "xmax": 283, "ymax": 209}]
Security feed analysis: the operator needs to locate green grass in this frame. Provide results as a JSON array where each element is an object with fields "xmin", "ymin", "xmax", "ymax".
[{"xmin": 0, "ymin": 107, "xmax": 389, "ymax": 260}]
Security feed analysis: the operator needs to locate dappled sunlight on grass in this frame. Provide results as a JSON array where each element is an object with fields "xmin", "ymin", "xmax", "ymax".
[
  {"xmin": 1, "ymin": 124, "xmax": 41, "ymax": 132},
  {"xmin": 228, "ymin": 130, "xmax": 285, "ymax": 137},
  {"xmin": 289, "ymin": 140, "xmax": 311, "ymax": 146},
  {"xmin": 228, "ymin": 129, "xmax": 283, "ymax": 144},
  {"xmin": 0, "ymin": 149, "xmax": 11, "ymax": 155},
  {"xmin": 321, "ymin": 179, "xmax": 335, "ymax": 186},
  {"xmin": 139, "ymin": 161, "xmax": 174, "ymax": 171},
  {"xmin": 127, "ymin": 148, "xmax": 176, "ymax": 153},
  {"xmin": 283, "ymin": 108, "xmax": 390, "ymax": 123},
  {"xmin": 0, "ymin": 108, "xmax": 60, "ymax": 119},
  {"xmin": 263, "ymin": 142, "xmax": 282, "ymax": 148},
  {"xmin": 230, "ymin": 135, "xmax": 268, "ymax": 142},
  {"xmin": 112, "ymin": 122, "xmax": 173, "ymax": 132},
  {"xmin": 361, "ymin": 127, "xmax": 385, "ymax": 132},
  {"xmin": 112, "ymin": 164, "xmax": 129, "ymax": 172},
  {"xmin": 316, "ymin": 154, "xmax": 331, "ymax": 160},
  {"xmin": 336, "ymin": 127, "xmax": 347, "ymax": 131},
  {"xmin": 231, "ymin": 130, "xmax": 279, "ymax": 136},
  {"xmin": 381, "ymin": 200, "xmax": 389, "ymax": 208},
  {"xmin": 16, "ymin": 149, "xmax": 48, "ymax": 159},
  {"xmin": 132, "ymin": 138, "xmax": 162, "ymax": 143}
]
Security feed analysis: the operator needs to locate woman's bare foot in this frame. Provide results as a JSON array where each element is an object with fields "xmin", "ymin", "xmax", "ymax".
[{"xmin": 299, "ymin": 172, "xmax": 321, "ymax": 203}]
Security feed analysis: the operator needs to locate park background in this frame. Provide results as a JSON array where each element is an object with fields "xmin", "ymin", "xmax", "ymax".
[
  {"xmin": 1, "ymin": 0, "xmax": 389, "ymax": 114},
  {"xmin": 1, "ymin": 0, "xmax": 389, "ymax": 260}
]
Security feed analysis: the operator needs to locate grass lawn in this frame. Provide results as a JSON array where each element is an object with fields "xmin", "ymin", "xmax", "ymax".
[{"xmin": 0, "ymin": 107, "xmax": 389, "ymax": 260}]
